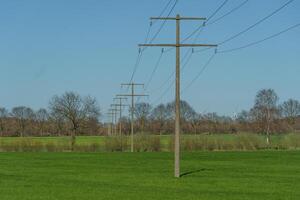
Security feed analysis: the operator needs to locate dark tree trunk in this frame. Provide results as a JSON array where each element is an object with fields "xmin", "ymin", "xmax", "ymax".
[{"xmin": 71, "ymin": 129, "xmax": 76, "ymax": 151}]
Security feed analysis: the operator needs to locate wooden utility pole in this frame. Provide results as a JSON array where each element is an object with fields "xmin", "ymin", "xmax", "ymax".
[
  {"xmin": 109, "ymin": 108, "xmax": 119, "ymax": 135},
  {"xmin": 113, "ymin": 97, "xmax": 128, "ymax": 136},
  {"xmin": 117, "ymin": 83, "xmax": 148, "ymax": 152},
  {"xmin": 111, "ymin": 98, "xmax": 128, "ymax": 151},
  {"xmin": 106, "ymin": 112, "xmax": 114, "ymax": 136},
  {"xmin": 139, "ymin": 14, "xmax": 217, "ymax": 178}
]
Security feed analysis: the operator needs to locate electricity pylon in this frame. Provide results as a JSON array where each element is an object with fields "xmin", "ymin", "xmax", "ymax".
[
  {"xmin": 139, "ymin": 14, "xmax": 217, "ymax": 178},
  {"xmin": 117, "ymin": 83, "xmax": 148, "ymax": 152}
]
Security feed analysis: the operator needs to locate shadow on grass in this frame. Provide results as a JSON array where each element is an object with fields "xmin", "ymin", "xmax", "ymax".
[{"xmin": 180, "ymin": 168, "xmax": 213, "ymax": 177}]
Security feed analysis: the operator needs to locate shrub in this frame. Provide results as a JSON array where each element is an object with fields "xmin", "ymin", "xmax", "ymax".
[
  {"xmin": 104, "ymin": 136, "xmax": 129, "ymax": 152},
  {"xmin": 74, "ymin": 143, "xmax": 103, "ymax": 152},
  {"xmin": 134, "ymin": 134, "xmax": 161, "ymax": 152},
  {"xmin": 0, "ymin": 139, "xmax": 44, "ymax": 152},
  {"xmin": 1, "ymin": 133, "xmax": 300, "ymax": 152},
  {"xmin": 171, "ymin": 134, "xmax": 266, "ymax": 151},
  {"xmin": 277, "ymin": 133, "xmax": 300, "ymax": 150},
  {"xmin": 235, "ymin": 134, "xmax": 265, "ymax": 150}
]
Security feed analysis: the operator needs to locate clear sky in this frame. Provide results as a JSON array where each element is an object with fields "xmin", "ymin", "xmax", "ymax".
[{"xmin": 0, "ymin": 0, "xmax": 300, "ymax": 117}]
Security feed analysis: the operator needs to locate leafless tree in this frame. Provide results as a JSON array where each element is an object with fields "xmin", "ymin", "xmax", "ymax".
[
  {"xmin": 49, "ymin": 110, "xmax": 65, "ymax": 136},
  {"xmin": 49, "ymin": 92, "xmax": 100, "ymax": 150},
  {"xmin": 150, "ymin": 104, "xmax": 168, "ymax": 135},
  {"xmin": 280, "ymin": 99, "xmax": 300, "ymax": 126},
  {"xmin": 237, "ymin": 110, "xmax": 250, "ymax": 123},
  {"xmin": 0, "ymin": 107, "xmax": 8, "ymax": 136},
  {"xmin": 165, "ymin": 102, "xmax": 175, "ymax": 121},
  {"xmin": 134, "ymin": 102, "xmax": 152, "ymax": 133},
  {"xmin": 189, "ymin": 112, "xmax": 201, "ymax": 134},
  {"xmin": 11, "ymin": 106, "xmax": 35, "ymax": 137},
  {"xmin": 165, "ymin": 100, "xmax": 197, "ymax": 121},
  {"xmin": 180, "ymin": 100, "xmax": 197, "ymax": 122},
  {"xmin": 253, "ymin": 89, "xmax": 279, "ymax": 145},
  {"xmin": 35, "ymin": 108, "xmax": 49, "ymax": 136}
]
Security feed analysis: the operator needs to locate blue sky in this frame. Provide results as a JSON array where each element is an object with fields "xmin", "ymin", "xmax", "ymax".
[{"xmin": 0, "ymin": 0, "xmax": 299, "ymax": 117}]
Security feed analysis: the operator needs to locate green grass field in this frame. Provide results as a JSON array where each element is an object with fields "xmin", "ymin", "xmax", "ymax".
[{"xmin": 1, "ymin": 151, "xmax": 300, "ymax": 200}]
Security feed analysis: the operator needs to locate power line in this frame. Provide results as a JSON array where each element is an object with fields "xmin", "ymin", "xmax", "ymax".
[
  {"xmin": 136, "ymin": 49, "xmax": 165, "ymax": 103},
  {"xmin": 193, "ymin": 0, "xmax": 293, "ymax": 53},
  {"xmin": 128, "ymin": 49, "xmax": 143, "ymax": 84},
  {"xmin": 182, "ymin": 1, "xmax": 296, "ymax": 94},
  {"xmin": 143, "ymin": 22, "xmax": 153, "ymax": 44},
  {"xmin": 152, "ymin": 78, "xmax": 174, "ymax": 105},
  {"xmin": 218, "ymin": 0, "xmax": 295, "ymax": 45},
  {"xmin": 150, "ymin": 48, "xmax": 193, "ymax": 94},
  {"xmin": 182, "ymin": 51, "xmax": 217, "ymax": 93},
  {"xmin": 152, "ymin": 45, "xmax": 211, "ymax": 97},
  {"xmin": 150, "ymin": 49, "xmax": 195, "ymax": 105},
  {"xmin": 194, "ymin": 46, "xmax": 214, "ymax": 53},
  {"xmin": 181, "ymin": 24, "xmax": 205, "ymax": 43},
  {"xmin": 152, "ymin": 0, "xmax": 174, "ymax": 25},
  {"xmin": 117, "ymin": 83, "xmax": 148, "ymax": 152},
  {"xmin": 137, "ymin": 0, "xmax": 181, "ymax": 101},
  {"xmin": 156, "ymin": 14, "xmax": 210, "ymax": 91},
  {"xmin": 143, "ymin": 0, "xmax": 176, "ymax": 44},
  {"xmin": 181, "ymin": 0, "xmax": 229, "ymax": 42},
  {"xmin": 151, "ymin": 48, "xmax": 203, "ymax": 104},
  {"xmin": 127, "ymin": 0, "xmax": 178, "ymax": 86},
  {"xmin": 146, "ymin": 0, "xmax": 179, "ymax": 47},
  {"xmin": 207, "ymin": 0, "xmax": 229, "ymax": 21},
  {"xmin": 183, "ymin": 21, "xmax": 299, "ymax": 92},
  {"xmin": 139, "ymin": 16, "xmax": 217, "ymax": 177},
  {"xmin": 165, "ymin": 0, "xmax": 229, "ymax": 54},
  {"xmin": 207, "ymin": 0, "xmax": 249, "ymax": 26},
  {"xmin": 145, "ymin": 49, "xmax": 165, "ymax": 89},
  {"xmin": 150, "ymin": 26, "xmax": 203, "ymax": 95},
  {"xmin": 218, "ymin": 23, "xmax": 300, "ymax": 53},
  {"xmin": 181, "ymin": 49, "xmax": 194, "ymax": 71},
  {"xmin": 134, "ymin": 0, "xmax": 297, "ymax": 108}
]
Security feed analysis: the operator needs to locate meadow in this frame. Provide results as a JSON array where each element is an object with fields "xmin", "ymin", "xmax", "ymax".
[{"xmin": 0, "ymin": 151, "xmax": 300, "ymax": 200}]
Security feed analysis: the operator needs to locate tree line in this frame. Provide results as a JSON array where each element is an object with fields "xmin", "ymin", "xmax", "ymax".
[
  {"xmin": 117, "ymin": 89, "xmax": 300, "ymax": 144},
  {"xmin": 1, "ymin": 89, "xmax": 300, "ymax": 140},
  {"xmin": 0, "ymin": 92, "xmax": 101, "ymax": 137}
]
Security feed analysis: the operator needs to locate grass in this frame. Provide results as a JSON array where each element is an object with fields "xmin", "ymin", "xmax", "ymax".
[
  {"xmin": 1, "ymin": 134, "xmax": 300, "ymax": 152},
  {"xmin": 0, "ymin": 151, "xmax": 300, "ymax": 199},
  {"xmin": 0, "ymin": 136, "xmax": 105, "ymax": 145}
]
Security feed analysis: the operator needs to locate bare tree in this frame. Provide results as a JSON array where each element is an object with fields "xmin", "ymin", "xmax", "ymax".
[
  {"xmin": 164, "ymin": 100, "xmax": 198, "ymax": 133},
  {"xmin": 237, "ymin": 110, "xmax": 250, "ymax": 123},
  {"xmin": 179, "ymin": 101, "xmax": 199, "ymax": 134},
  {"xmin": 280, "ymin": 99, "xmax": 300, "ymax": 126},
  {"xmin": 165, "ymin": 102, "xmax": 175, "ymax": 121},
  {"xmin": 11, "ymin": 106, "xmax": 35, "ymax": 137},
  {"xmin": 49, "ymin": 111, "xmax": 65, "ymax": 136},
  {"xmin": 134, "ymin": 102, "xmax": 152, "ymax": 134},
  {"xmin": 0, "ymin": 107, "xmax": 8, "ymax": 136},
  {"xmin": 151, "ymin": 104, "xmax": 168, "ymax": 135},
  {"xmin": 189, "ymin": 112, "xmax": 201, "ymax": 135},
  {"xmin": 253, "ymin": 89, "xmax": 279, "ymax": 145},
  {"xmin": 180, "ymin": 100, "xmax": 197, "ymax": 122},
  {"xmin": 49, "ymin": 92, "xmax": 100, "ymax": 150},
  {"xmin": 165, "ymin": 100, "xmax": 197, "ymax": 121},
  {"xmin": 35, "ymin": 108, "xmax": 49, "ymax": 136}
]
